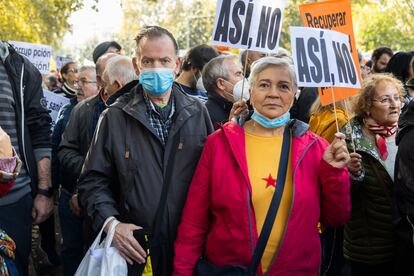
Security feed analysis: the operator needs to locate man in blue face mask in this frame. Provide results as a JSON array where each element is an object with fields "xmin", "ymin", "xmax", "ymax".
[{"xmin": 77, "ymin": 26, "xmax": 214, "ymax": 276}]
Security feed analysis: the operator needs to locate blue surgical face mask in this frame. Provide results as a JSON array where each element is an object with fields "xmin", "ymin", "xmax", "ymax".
[
  {"xmin": 139, "ymin": 68, "xmax": 175, "ymax": 96},
  {"xmin": 251, "ymin": 110, "xmax": 290, "ymax": 129}
]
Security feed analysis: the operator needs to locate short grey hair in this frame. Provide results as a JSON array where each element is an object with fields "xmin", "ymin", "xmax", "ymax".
[
  {"xmin": 248, "ymin": 56, "xmax": 297, "ymax": 91},
  {"xmin": 202, "ymin": 55, "xmax": 236, "ymax": 93},
  {"xmin": 79, "ymin": 65, "xmax": 96, "ymax": 79},
  {"xmin": 103, "ymin": 55, "xmax": 137, "ymax": 85}
]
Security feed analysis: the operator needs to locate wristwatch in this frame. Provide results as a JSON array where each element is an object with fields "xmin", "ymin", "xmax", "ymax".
[{"xmin": 37, "ymin": 187, "xmax": 54, "ymax": 198}]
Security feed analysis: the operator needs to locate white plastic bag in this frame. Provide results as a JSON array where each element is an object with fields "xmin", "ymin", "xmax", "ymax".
[{"xmin": 75, "ymin": 218, "xmax": 127, "ymax": 276}]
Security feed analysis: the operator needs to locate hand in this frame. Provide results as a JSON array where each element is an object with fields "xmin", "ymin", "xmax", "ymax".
[
  {"xmin": 323, "ymin": 133, "xmax": 350, "ymax": 168},
  {"xmin": 0, "ymin": 126, "xmax": 13, "ymax": 158},
  {"xmin": 228, "ymin": 100, "xmax": 249, "ymax": 122},
  {"xmin": 348, "ymin": 152, "xmax": 363, "ymax": 176},
  {"xmin": 110, "ymin": 222, "xmax": 147, "ymax": 265},
  {"xmin": 32, "ymin": 194, "xmax": 54, "ymax": 224},
  {"xmin": 69, "ymin": 193, "xmax": 82, "ymax": 216}
]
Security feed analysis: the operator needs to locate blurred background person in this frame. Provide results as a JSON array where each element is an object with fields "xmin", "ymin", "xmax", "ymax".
[
  {"xmin": 102, "ymin": 55, "xmax": 138, "ymax": 106},
  {"xmin": 385, "ymin": 51, "xmax": 414, "ymax": 110},
  {"xmin": 371, "ymin": 47, "xmax": 393, "ymax": 74},
  {"xmin": 394, "ymin": 99, "xmax": 414, "ymax": 275},
  {"xmin": 53, "ymin": 62, "xmax": 78, "ymax": 98},
  {"xmin": 175, "ymin": 44, "xmax": 219, "ymax": 102},
  {"xmin": 202, "ymin": 55, "xmax": 244, "ymax": 128}
]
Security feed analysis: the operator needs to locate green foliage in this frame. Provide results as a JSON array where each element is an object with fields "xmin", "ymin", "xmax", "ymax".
[
  {"xmin": 0, "ymin": 0, "xmax": 83, "ymax": 48},
  {"xmin": 114, "ymin": 0, "xmax": 216, "ymax": 54},
  {"xmin": 353, "ymin": 0, "xmax": 414, "ymax": 52}
]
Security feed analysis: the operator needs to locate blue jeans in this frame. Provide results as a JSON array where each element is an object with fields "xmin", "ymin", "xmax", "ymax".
[{"xmin": 59, "ymin": 189, "xmax": 84, "ymax": 276}]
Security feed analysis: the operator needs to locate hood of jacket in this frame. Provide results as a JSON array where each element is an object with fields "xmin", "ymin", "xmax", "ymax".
[{"xmin": 397, "ymin": 100, "xmax": 414, "ymax": 145}]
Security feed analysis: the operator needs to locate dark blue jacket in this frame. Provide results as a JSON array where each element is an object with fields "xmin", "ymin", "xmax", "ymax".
[{"xmin": 51, "ymin": 97, "xmax": 77, "ymax": 190}]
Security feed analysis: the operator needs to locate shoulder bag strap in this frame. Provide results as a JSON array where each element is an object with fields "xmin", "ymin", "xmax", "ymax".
[{"xmin": 248, "ymin": 125, "xmax": 291, "ymax": 274}]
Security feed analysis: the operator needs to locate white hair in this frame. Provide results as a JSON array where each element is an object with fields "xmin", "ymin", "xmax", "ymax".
[
  {"xmin": 248, "ymin": 56, "xmax": 297, "ymax": 91},
  {"xmin": 103, "ymin": 55, "xmax": 137, "ymax": 86}
]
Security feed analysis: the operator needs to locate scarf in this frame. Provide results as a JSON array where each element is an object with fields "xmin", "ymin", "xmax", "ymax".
[
  {"xmin": 363, "ymin": 117, "xmax": 397, "ymax": 160},
  {"xmin": 0, "ymin": 229, "xmax": 16, "ymax": 276},
  {"xmin": 62, "ymin": 83, "xmax": 77, "ymax": 97}
]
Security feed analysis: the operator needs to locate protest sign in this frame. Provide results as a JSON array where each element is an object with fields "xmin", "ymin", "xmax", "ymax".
[
  {"xmin": 290, "ymin": 27, "xmax": 361, "ymax": 90},
  {"xmin": 212, "ymin": 0, "xmax": 286, "ymax": 53},
  {"xmin": 8, "ymin": 41, "xmax": 52, "ymax": 74},
  {"xmin": 299, "ymin": 0, "xmax": 360, "ymax": 105},
  {"xmin": 41, "ymin": 90, "xmax": 70, "ymax": 130},
  {"xmin": 55, "ymin": 56, "xmax": 73, "ymax": 70}
]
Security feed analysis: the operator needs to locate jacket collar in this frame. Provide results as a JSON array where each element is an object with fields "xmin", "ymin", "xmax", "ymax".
[
  {"xmin": 343, "ymin": 117, "xmax": 384, "ymax": 164},
  {"xmin": 121, "ymin": 82, "xmax": 200, "ymax": 138},
  {"xmin": 208, "ymin": 90, "xmax": 233, "ymax": 113}
]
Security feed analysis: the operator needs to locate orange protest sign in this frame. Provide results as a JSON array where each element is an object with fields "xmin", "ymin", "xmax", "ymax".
[{"xmin": 299, "ymin": 0, "xmax": 360, "ymax": 105}]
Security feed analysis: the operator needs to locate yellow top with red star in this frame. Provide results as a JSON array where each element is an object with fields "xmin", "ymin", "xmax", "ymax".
[{"xmin": 245, "ymin": 131, "xmax": 293, "ymax": 273}]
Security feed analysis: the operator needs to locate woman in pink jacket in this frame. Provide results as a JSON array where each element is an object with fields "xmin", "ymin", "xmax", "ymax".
[{"xmin": 174, "ymin": 57, "xmax": 351, "ymax": 276}]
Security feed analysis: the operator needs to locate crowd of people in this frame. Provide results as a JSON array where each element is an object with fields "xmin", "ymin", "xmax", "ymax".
[{"xmin": 0, "ymin": 24, "xmax": 414, "ymax": 276}]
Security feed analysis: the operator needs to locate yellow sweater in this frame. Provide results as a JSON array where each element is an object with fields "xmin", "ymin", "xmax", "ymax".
[
  {"xmin": 245, "ymin": 131, "xmax": 293, "ymax": 273},
  {"xmin": 309, "ymin": 106, "xmax": 349, "ymax": 143}
]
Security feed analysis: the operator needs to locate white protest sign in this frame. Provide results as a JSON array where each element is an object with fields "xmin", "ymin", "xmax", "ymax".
[
  {"xmin": 41, "ymin": 90, "xmax": 70, "ymax": 130},
  {"xmin": 290, "ymin": 26, "xmax": 361, "ymax": 89},
  {"xmin": 8, "ymin": 41, "xmax": 52, "ymax": 74},
  {"xmin": 55, "ymin": 56, "xmax": 73, "ymax": 70},
  {"xmin": 212, "ymin": 0, "xmax": 287, "ymax": 53}
]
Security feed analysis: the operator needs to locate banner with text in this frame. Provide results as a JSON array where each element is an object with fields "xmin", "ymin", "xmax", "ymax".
[
  {"xmin": 41, "ymin": 90, "xmax": 70, "ymax": 130},
  {"xmin": 299, "ymin": 0, "xmax": 360, "ymax": 105},
  {"xmin": 8, "ymin": 41, "xmax": 52, "ymax": 74},
  {"xmin": 290, "ymin": 27, "xmax": 361, "ymax": 92},
  {"xmin": 212, "ymin": 0, "xmax": 286, "ymax": 53}
]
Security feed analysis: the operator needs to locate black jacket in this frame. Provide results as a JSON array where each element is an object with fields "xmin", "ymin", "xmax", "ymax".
[
  {"xmin": 78, "ymin": 84, "xmax": 213, "ymax": 275},
  {"xmin": 394, "ymin": 101, "xmax": 414, "ymax": 273},
  {"xmin": 0, "ymin": 42, "xmax": 52, "ymax": 194},
  {"xmin": 205, "ymin": 91, "xmax": 233, "ymax": 129},
  {"xmin": 58, "ymin": 94, "xmax": 102, "ymax": 192},
  {"xmin": 342, "ymin": 118, "xmax": 394, "ymax": 264}
]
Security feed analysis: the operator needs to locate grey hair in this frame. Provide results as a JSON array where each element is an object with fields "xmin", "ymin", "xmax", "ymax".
[
  {"xmin": 103, "ymin": 55, "xmax": 137, "ymax": 85},
  {"xmin": 248, "ymin": 56, "xmax": 297, "ymax": 90},
  {"xmin": 202, "ymin": 55, "xmax": 236, "ymax": 93},
  {"xmin": 79, "ymin": 65, "xmax": 96, "ymax": 78}
]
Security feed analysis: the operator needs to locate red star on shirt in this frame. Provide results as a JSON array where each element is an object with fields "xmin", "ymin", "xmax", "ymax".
[{"xmin": 262, "ymin": 174, "xmax": 276, "ymax": 188}]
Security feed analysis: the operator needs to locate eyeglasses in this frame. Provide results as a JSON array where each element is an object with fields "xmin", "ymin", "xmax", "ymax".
[
  {"xmin": 74, "ymin": 79, "xmax": 97, "ymax": 86},
  {"xmin": 372, "ymin": 95, "xmax": 403, "ymax": 106},
  {"xmin": 67, "ymin": 68, "xmax": 78, "ymax": 73}
]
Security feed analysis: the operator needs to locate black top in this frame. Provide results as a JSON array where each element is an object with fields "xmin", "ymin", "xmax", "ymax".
[{"xmin": 205, "ymin": 91, "xmax": 233, "ymax": 129}]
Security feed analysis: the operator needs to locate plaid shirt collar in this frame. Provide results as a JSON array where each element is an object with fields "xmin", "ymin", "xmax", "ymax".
[{"xmin": 143, "ymin": 91, "xmax": 175, "ymax": 146}]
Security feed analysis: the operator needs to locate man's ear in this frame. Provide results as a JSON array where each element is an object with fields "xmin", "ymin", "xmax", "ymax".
[
  {"xmin": 115, "ymin": 80, "xmax": 122, "ymax": 90},
  {"xmin": 174, "ymin": 56, "xmax": 182, "ymax": 76},
  {"xmin": 132, "ymin": 57, "xmax": 140, "ymax": 76},
  {"xmin": 216, "ymin": 78, "xmax": 226, "ymax": 91}
]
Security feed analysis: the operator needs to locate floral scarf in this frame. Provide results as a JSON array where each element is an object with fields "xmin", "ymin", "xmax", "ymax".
[{"xmin": 0, "ymin": 229, "xmax": 16, "ymax": 276}]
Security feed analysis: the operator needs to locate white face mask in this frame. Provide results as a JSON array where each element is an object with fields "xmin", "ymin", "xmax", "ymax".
[
  {"xmin": 196, "ymin": 76, "xmax": 207, "ymax": 92},
  {"xmin": 232, "ymin": 79, "xmax": 250, "ymax": 102}
]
